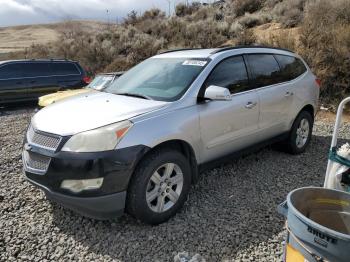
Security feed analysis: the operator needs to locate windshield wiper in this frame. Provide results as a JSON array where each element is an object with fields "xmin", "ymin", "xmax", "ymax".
[{"xmin": 116, "ymin": 92, "xmax": 153, "ymax": 100}]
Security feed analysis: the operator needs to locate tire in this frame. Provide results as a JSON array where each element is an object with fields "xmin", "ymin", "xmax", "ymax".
[
  {"xmin": 126, "ymin": 148, "xmax": 191, "ymax": 225},
  {"xmin": 285, "ymin": 110, "xmax": 313, "ymax": 154}
]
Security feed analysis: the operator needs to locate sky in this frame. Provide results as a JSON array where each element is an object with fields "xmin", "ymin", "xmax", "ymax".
[{"xmin": 0, "ymin": 0, "xmax": 203, "ymax": 27}]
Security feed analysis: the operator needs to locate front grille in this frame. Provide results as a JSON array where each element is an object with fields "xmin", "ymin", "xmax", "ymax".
[
  {"xmin": 27, "ymin": 125, "xmax": 61, "ymax": 151},
  {"xmin": 23, "ymin": 151, "xmax": 51, "ymax": 175}
]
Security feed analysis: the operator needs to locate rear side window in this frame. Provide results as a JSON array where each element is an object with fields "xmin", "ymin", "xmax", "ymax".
[
  {"xmin": 50, "ymin": 62, "xmax": 80, "ymax": 75},
  {"xmin": 274, "ymin": 55, "xmax": 307, "ymax": 81},
  {"xmin": 204, "ymin": 55, "xmax": 250, "ymax": 94},
  {"xmin": 0, "ymin": 63, "xmax": 24, "ymax": 79},
  {"xmin": 22, "ymin": 63, "xmax": 52, "ymax": 77},
  {"xmin": 247, "ymin": 54, "xmax": 281, "ymax": 88}
]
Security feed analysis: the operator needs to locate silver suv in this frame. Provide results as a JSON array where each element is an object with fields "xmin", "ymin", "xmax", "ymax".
[{"xmin": 22, "ymin": 46, "xmax": 319, "ymax": 224}]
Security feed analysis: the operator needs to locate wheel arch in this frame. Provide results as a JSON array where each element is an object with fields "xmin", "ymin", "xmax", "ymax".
[
  {"xmin": 135, "ymin": 139, "xmax": 199, "ymax": 184},
  {"xmin": 300, "ymin": 104, "xmax": 315, "ymax": 119},
  {"xmin": 289, "ymin": 103, "xmax": 315, "ymax": 129}
]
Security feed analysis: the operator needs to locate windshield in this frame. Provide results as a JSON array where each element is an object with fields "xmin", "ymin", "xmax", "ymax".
[
  {"xmin": 87, "ymin": 75, "xmax": 115, "ymax": 91},
  {"xmin": 105, "ymin": 57, "xmax": 209, "ymax": 101}
]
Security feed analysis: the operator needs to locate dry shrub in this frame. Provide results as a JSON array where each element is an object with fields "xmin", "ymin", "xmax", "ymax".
[
  {"xmin": 232, "ymin": 0, "xmax": 264, "ymax": 16},
  {"xmin": 124, "ymin": 10, "xmax": 138, "ymax": 26},
  {"xmin": 299, "ymin": 0, "xmax": 350, "ymax": 104},
  {"xmin": 272, "ymin": 0, "xmax": 306, "ymax": 27},
  {"xmin": 103, "ymin": 56, "xmax": 133, "ymax": 73},
  {"xmin": 160, "ymin": 17, "xmax": 186, "ymax": 45},
  {"xmin": 184, "ymin": 20, "xmax": 227, "ymax": 48},
  {"xmin": 57, "ymin": 20, "xmax": 84, "ymax": 40},
  {"xmin": 229, "ymin": 21, "xmax": 244, "ymax": 37},
  {"xmin": 235, "ymin": 29, "xmax": 257, "ymax": 45},
  {"xmin": 259, "ymin": 30, "xmax": 297, "ymax": 51},
  {"xmin": 141, "ymin": 8, "xmax": 165, "ymax": 20},
  {"xmin": 175, "ymin": 3, "xmax": 201, "ymax": 17},
  {"xmin": 238, "ymin": 12, "xmax": 272, "ymax": 28},
  {"xmin": 264, "ymin": 0, "xmax": 282, "ymax": 8},
  {"xmin": 191, "ymin": 6, "xmax": 216, "ymax": 21}
]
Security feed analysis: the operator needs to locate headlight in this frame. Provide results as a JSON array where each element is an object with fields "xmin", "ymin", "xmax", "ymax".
[{"xmin": 61, "ymin": 120, "xmax": 133, "ymax": 152}]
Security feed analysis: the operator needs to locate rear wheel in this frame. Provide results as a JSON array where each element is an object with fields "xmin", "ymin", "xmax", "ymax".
[
  {"xmin": 126, "ymin": 148, "xmax": 191, "ymax": 224},
  {"xmin": 285, "ymin": 110, "xmax": 313, "ymax": 154}
]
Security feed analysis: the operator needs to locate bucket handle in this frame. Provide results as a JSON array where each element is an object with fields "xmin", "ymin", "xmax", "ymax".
[
  {"xmin": 277, "ymin": 200, "xmax": 288, "ymax": 217},
  {"xmin": 285, "ymin": 221, "xmax": 329, "ymax": 262}
]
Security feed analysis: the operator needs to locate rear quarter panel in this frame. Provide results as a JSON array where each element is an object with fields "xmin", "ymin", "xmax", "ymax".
[{"xmin": 288, "ymin": 70, "xmax": 319, "ymax": 129}]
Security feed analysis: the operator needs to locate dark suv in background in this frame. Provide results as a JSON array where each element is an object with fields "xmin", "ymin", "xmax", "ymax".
[{"xmin": 0, "ymin": 59, "xmax": 90, "ymax": 104}]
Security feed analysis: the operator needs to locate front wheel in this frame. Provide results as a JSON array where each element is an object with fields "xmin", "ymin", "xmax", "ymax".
[
  {"xmin": 285, "ymin": 110, "xmax": 313, "ymax": 154},
  {"xmin": 126, "ymin": 148, "xmax": 191, "ymax": 225}
]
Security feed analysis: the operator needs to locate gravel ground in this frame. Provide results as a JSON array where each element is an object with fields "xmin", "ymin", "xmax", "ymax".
[{"xmin": 1, "ymin": 106, "xmax": 349, "ymax": 262}]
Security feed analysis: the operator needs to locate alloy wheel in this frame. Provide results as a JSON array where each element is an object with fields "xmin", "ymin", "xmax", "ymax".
[
  {"xmin": 296, "ymin": 118, "xmax": 310, "ymax": 148},
  {"xmin": 146, "ymin": 163, "xmax": 184, "ymax": 213}
]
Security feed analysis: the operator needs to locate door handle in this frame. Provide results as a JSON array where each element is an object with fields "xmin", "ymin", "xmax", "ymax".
[
  {"xmin": 245, "ymin": 101, "xmax": 257, "ymax": 109},
  {"xmin": 285, "ymin": 91, "xmax": 294, "ymax": 97}
]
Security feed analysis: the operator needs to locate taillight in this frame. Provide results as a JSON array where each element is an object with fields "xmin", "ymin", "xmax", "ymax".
[
  {"xmin": 315, "ymin": 78, "xmax": 321, "ymax": 87},
  {"xmin": 83, "ymin": 76, "xmax": 92, "ymax": 84}
]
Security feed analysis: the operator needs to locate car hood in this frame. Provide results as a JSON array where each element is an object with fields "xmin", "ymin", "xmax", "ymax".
[
  {"xmin": 32, "ymin": 92, "xmax": 168, "ymax": 136},
  {"xmin": 38, "ymin": 89, "xmax": 91, "ymax": 107}
]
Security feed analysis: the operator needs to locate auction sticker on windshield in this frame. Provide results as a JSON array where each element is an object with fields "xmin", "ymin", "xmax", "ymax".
[{"xmin": 182, "ymin": 60, "xmax": 207, "ymax": 66}]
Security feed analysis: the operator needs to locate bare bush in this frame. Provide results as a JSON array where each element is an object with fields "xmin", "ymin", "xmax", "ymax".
[
  {"xmin": 272, "ymin": 0, "xmax": 306, "ymax": 27},
  {"xmin": 238, "ymin": 12, "xmax": 272, "ymax": 28},
  {"xmin": 184, "ymin": 20, "xmax": 227, "ymax": 48},
  {"xmin": 229, "ymin": 21, "xmax": 244, "ymax": 37},
  {"xmin": 141, "ymin": 8, "xmax": 166, "ymax": 20},
  {"xmin": 258, "ymin": 30, "xmax": 297, "ymax": 51},
  {"xmin": 175, "ymin": 2, "xmax": 201, "ymax": 17},
  {"xmin": 235, "ymin": 29, "xmax": 257, "ymax": 45},
  {"xmin": 299, "ymin": 0, "xmax": 350, "ymax": 104},
  {"xmin": 264, "ymin": 0, "xmax": 282, "ymax": 8},
  {"xmin": 191, "ymin": 6, "xmax": 216, "ymax": 21},
  {"xmin": 57, "ymin": 20, "xmax": 84, "ymax": 40},
  {"xmin": 232, "ymin": 0, "xmax": 264, "ymax": 16},
  {"xmin": 124, "ymin": 10, "xmax": 138, "ymax": 26}
]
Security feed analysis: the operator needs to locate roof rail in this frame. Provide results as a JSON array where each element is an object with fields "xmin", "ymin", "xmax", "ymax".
[
  {"xmin": 159, "ymin": 48, "xmax": 203, "ymax": 54},
  {"xmin": 49, "ymin": 58, "xmax": 70, "ymax": 61},
  {"xmin": 28, "ymin": 58, "xmax": 70, "ymax": 61},
  {"xmin": 210, "ymin": 45, "xmax": 294, "ymax": 54}
]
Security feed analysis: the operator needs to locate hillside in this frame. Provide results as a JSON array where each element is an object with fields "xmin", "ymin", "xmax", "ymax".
[
  {"xmin": 0, "ymin": 21, "xmax": 107, "ymax": 54},
  {"xmin": 1, "ymin": 0, "xmax": 349, "ymax": 104}
]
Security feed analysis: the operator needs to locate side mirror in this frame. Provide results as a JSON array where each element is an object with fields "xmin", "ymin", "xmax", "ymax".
[{"xmin": 204, "ymin": 85, "xmax": 231, "ymax": 101}]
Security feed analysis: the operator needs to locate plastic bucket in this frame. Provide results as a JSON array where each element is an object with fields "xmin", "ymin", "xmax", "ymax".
[{"xmin": 278, "ymin": 187, "xmax": 350, "ymax": 262}]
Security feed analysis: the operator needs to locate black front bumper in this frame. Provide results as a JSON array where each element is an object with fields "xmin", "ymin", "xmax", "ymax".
[
  {"xmin": 23, "ymin": 143, "xmax": 149, "ymax": 219},
  {"xmin": 26, "ymin": 177, "xmax": 126, "ymax": 219}
]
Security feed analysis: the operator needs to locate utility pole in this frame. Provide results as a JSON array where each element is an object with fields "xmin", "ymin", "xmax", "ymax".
[{"xmin": 165, "ymin": 0, "xmax": 171, "ymax": 17}]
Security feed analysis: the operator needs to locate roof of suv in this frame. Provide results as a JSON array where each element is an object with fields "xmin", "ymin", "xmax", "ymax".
[
  {"xmin": 0, "ymin": 59, "xmax": 77, "ymax": 65},
  {"xmin": 154, "ymin": 46, "xmax": 295, "ymax": 59}
]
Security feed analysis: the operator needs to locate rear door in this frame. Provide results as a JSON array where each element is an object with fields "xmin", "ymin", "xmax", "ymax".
[
  {"xmin": 198, "ymin": 55, "xmax": 260, "ymax": 162},
  {"xmin": 246, "ymin": 54, "xmax": 294, "ymax": 138},
  {"xmin": 0, "ymin": 62, "xmax": 27, "ymax": 103},
  {"xmin": 23, "ymin": 62, "xmax": 58, "ymax": 99},
  {"xmin": 51, "ymin": 62, "xmax": 83, "ymax": 89}
]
